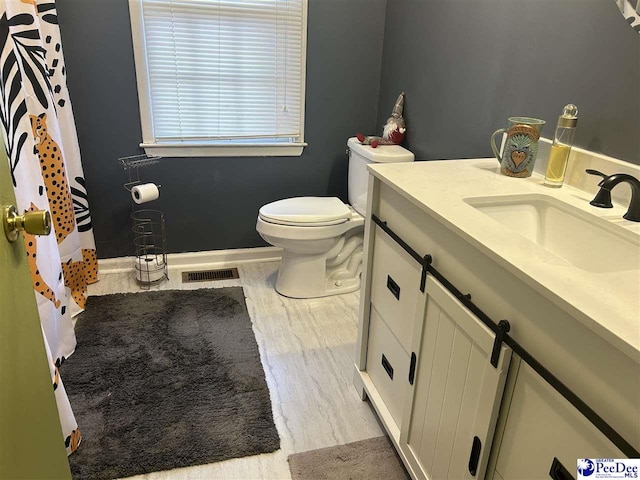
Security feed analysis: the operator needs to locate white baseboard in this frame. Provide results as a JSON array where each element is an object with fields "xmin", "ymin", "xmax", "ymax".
[{"xmin": 98, "ymin": 246, "xmax": 282, "ymax": 275}]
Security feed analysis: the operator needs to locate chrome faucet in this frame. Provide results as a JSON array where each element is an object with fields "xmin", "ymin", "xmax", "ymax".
[{"xmin": 586, "ymin": 169, "xmax": 640, "ymax": 222}]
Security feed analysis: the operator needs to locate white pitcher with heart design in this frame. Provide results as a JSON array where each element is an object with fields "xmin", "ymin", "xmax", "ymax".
[{"xmin": 490, "ymin": 117, "xmax": 545, "ymax": 178}]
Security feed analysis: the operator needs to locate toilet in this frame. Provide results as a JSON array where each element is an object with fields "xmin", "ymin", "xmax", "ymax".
[{"xmin": 256, "ymin": 137, "xmax": 414, "ymax": 298}]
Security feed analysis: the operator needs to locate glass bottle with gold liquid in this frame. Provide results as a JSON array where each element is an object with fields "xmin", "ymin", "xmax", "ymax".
[{"xmin": 544, "ymin": 104, "xmax": 578, "ymax": 187}]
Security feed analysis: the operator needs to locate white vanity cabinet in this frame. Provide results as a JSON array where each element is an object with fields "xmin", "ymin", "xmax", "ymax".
[{"xmin": 354, "ymin": 163, "xmax": 639, "ymax": 480}]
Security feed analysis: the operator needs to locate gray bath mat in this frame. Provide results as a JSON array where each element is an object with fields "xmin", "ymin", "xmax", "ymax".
[
  {"xmin": 288, "ymin": 436, "xmax": 409, "ymax": 480},
  {"xmin": 61, "ymin": 287, "xmax": 279, "ymax": 479}
]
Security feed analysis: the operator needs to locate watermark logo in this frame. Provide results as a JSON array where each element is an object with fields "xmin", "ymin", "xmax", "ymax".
[
  {"xmin": 578, "ymin": 459, "xmax": 640, "ymax": 479},
  {"xmin": 578, "ymin": 459, "xmax": 596, "ymax": 477}
]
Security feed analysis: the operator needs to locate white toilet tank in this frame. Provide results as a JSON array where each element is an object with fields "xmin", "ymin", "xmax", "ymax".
[{"xmin": 347, "ymin": 137, "xmax": 414, "ymax": 216}]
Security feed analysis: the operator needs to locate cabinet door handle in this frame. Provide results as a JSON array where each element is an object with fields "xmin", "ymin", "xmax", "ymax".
[
  {"xmin": 409, "ymin": 352, "xmax": 417, "ymax": 385},
  {"xmin": 387, "ymin": 275, "xmax": 401, "ymax": 300},
  {"xmin": 549, "ymin": 457, "xmax": 575, "ymax": 480},
  {"xmin": 381, "ymin": 354, "xmax": 394, "ymax": 380},
  {"xmin": 468, "ymin": 436, "xmax": 482, "ymax": 476}
]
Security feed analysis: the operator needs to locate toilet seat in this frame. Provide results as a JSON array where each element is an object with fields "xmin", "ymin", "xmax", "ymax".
[
  {"xmin": 256, "ymin": 208, "xmax": 363, "ymax": 242},
  {"xmin": 259, "ymin": 197, "xmax": 351, "ymax": 226}
]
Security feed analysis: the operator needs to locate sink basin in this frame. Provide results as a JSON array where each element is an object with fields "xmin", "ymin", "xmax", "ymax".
[{"xmin": 464, "ymin": 194, "xmax": 640, "ymax": 273}]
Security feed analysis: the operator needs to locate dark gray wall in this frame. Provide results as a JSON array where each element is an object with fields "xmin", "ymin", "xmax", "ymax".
[
  {"xmin": 377, "ymin": 0, "xmax": 640, "ymax": 163},
  {"xmin": 57, "ymin": 0, "xmax": 638, "ymax": 258},
  {"xmin": 56, "ymin": 0, "xmax": 386, "ymax": 258}
]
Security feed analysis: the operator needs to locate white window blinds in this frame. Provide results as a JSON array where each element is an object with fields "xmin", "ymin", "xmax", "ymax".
[{"xmin": 132, "ymin": 0, "xmax": 307, "ymax": 154}]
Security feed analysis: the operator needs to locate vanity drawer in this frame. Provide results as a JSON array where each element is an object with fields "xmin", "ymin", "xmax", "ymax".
[
  {"xmin": 366, "ymin": 305, "xmax": 410, "ymax": 428},
  {"xmin": 370, "ymin": 225, "xmax": 423, "ymax": 353}
]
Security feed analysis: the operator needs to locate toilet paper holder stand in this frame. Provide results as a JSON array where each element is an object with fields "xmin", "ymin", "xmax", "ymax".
[{"xmin": 119, "ymin": 153, "xmax": 168, "ymax": 289}]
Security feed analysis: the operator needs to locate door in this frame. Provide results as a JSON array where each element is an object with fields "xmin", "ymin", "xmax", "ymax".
[
  {"xmin": 399, "ymin": 275, "xmax": 511, "ymax": 480},
  {"xmin": 0, "ymin": 150, "xmax": 71, "ymax": 478},
  {"xmin": 494, "ymin": 361, "xmax": 624, "ymax": 480}
]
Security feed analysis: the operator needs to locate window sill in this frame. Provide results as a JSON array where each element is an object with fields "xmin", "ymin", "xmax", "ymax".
[{"xmin": 140, "ymin": 142, "xmax": 307, "ymax": 158}]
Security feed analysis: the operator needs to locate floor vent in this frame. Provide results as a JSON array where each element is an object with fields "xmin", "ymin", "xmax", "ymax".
[{"xmin": 182, "ymin": 268, "xmax": 240, "ymax": 283}]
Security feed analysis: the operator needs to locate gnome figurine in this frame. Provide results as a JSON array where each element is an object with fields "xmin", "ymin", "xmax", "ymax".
[{"xmin": 357, "ymin": 92, "xmax": 406, "ymax": 148}]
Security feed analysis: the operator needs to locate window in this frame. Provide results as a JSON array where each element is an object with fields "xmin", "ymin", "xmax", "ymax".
[{"xmin": 129, "ymin": 0, "xmax": 308, "ymax": 157}]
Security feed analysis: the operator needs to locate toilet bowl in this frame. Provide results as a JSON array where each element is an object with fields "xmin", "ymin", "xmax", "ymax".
[
  {"xmin": 256, "ymin": 197, "xmax": 365, "ymax": 298},
  {"xmin": 257, "ymin": 138, "xmax": 414, "ymax": 299}
]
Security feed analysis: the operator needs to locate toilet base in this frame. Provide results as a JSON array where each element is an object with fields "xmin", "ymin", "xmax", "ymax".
[{"xmin": 274, "ymin": 237, "xmax": 363, "ymax": 299}]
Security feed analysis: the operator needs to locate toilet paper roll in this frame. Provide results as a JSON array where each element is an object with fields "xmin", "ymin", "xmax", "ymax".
[{"xmin": 131, "ymin": 183, "xmax": 159, "ymax": 204}]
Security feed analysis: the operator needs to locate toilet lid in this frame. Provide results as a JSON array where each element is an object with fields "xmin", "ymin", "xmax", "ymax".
[{"xmin": 259, "ymin": 197, "xmax": 351, "ymax": 226}]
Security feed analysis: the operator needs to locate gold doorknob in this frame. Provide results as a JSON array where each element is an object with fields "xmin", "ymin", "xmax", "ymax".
[{"xmin": 3, "ymin": 205, "xmax": 52, "ymax": 242}]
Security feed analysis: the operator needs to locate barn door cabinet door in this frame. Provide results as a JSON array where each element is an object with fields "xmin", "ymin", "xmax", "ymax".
[
  {"xmin": 493, "ymin": 361, "xmax": 625, "ymax": 480},
  {"xmin": 399, "ymin": 276, "xmax": 512, "ymax": 480}
]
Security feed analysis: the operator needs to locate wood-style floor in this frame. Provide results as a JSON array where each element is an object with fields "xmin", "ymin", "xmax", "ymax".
[{"xmin": 86, "ymin": 261, "xmax": 383, "ymax": 479}]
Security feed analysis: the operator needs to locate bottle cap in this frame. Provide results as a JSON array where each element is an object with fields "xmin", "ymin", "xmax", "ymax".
[{"xmin": 557, "ymin": 104, "xmax": 578, "ymax": 128}]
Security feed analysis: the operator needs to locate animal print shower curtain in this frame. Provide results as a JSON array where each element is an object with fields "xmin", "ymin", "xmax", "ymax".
[{"xmin": 0, "ymin": 0, "xmax": 97, "ymax": 455}]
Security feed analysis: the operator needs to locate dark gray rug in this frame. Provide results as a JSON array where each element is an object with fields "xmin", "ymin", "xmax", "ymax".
[
  {"xmin": 288, "ymin": 437, "xmax": 410, "ymax": 480},
  {"xmin": 61, "ymin": 287, "xmax": 279, "ymax": 479}
]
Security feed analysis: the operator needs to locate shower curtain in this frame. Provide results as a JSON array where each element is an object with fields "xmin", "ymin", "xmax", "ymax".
[{"xmin": 0, "ymin": 0, "xmax": 96, "ymax": 455}]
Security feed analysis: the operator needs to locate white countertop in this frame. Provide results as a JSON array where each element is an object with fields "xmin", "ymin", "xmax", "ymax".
[{"xmin": 368, "ymin": 159, "xmax": 640, "ymax": 361}]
